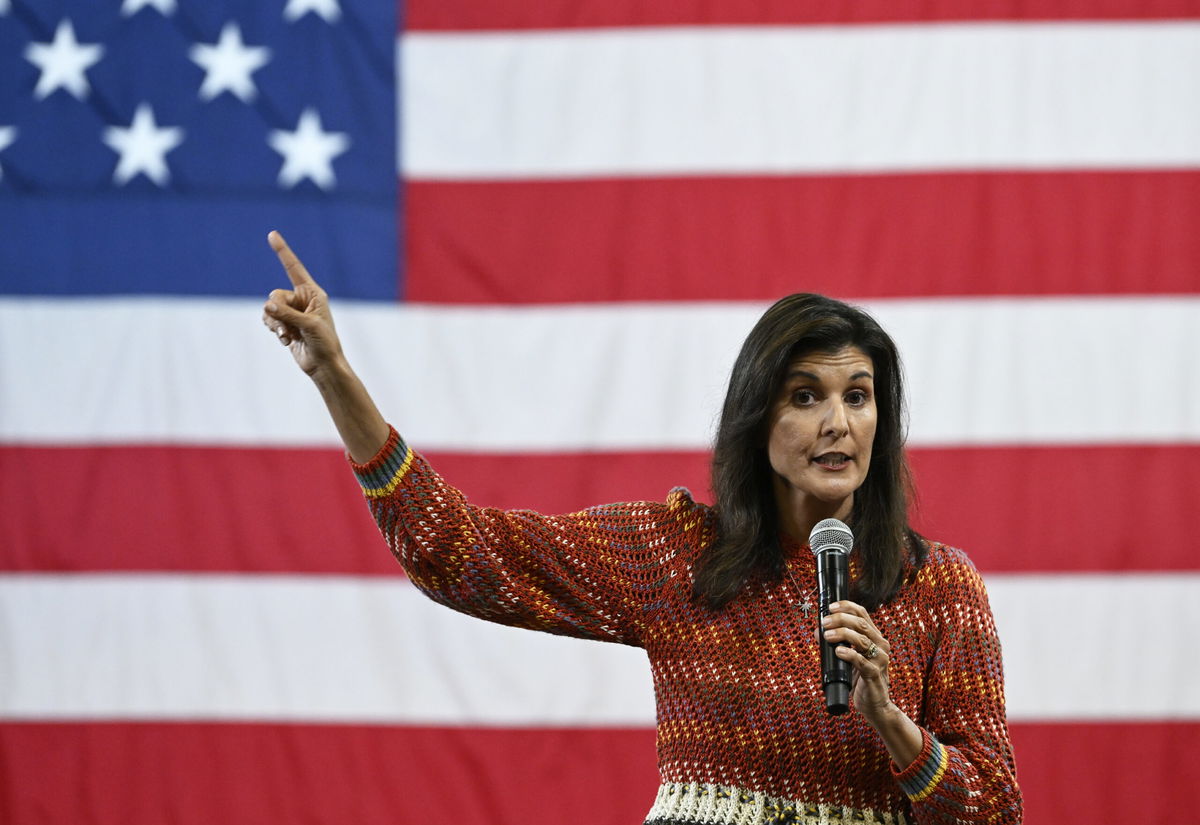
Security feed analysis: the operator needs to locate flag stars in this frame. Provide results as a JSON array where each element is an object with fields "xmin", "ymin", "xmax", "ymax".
[
  {"xmin": 268, "ymin": 108, "xmax": 349, "ymax": 190},
  {"xmin": 190, "ymin": 23, "xmax": 271, "ymax": 103},
  {"xmin": 120, "ymin": 0, "xmax": 177, "ymax": 16},
  {"xmin": 16, "ymin": 11, "xmax": 362, "ymax": 192},
  {"xmin": 0, "ymin": 126, "xmax": 16, "ymax": 180},
  {"xmin": 283, "ymin": 0, "xmax": 342, "ymax": 23},
  {"xmin": 25, "ymin": 20, "xmax": 105, "ymax": 101},
  {"xmin": 103, "ymin": 104, "xmax": 184, "ymax": 186}
]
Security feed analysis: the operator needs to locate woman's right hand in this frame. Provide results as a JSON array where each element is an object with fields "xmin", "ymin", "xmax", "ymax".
[
  {"xmin": 261, "ymin": 230, "xmax": 343, "ymax": 377},
  {"xmin": 260, "ymin": 230, "xmax": 390, "ymax": 462}
]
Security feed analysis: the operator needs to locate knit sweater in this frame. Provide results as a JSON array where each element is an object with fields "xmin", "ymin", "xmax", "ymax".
[{"xmin": 352, "ymin": 427, "xmax": 1022, "ymax": 825}]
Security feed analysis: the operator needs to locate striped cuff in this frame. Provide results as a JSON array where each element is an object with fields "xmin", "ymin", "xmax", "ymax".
[
  {"xmin": 348, "ymin": 425, "xmax": 414, "ymax": 498},
  {"xmin": 893, "ymin": 729, "xmax": 949, "ymax": 803}
]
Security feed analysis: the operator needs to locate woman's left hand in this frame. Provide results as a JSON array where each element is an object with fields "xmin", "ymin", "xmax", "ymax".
[
  {"xmin": 822, "ymin": 601, "xmax": 924, "ymax": 769},
  {"xmin": 821, "ymin": 600, "xmax": 893, "ymax": 722}
]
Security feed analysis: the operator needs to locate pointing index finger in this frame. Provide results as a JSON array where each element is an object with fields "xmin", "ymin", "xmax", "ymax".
[{"xmin": 268, "ymin": 230, "xmax": 315, "ymax": 288}]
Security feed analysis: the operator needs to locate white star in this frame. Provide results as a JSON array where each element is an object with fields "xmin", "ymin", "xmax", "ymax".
[
  {"xmin": 103, "ymin": 104, "xmax": 184, "ymax": 186},
  {"xmin": 25, "ymin": 19, "xmax": 105, "ymax": 101},
  {"xmin": 120, "ymin": 0, "xmax": 176, "ymax": 16},
  {"xmin": 268, "ymin": 108, "xmax": 350, "ymax": 190},
  {"xmin": 283, "ymin": 0, "xmax": 341, "ymax": 23},
  {"xmin": 0, "ymin": 126, "xmax": 16, "ymax": 180},
  {"xmin": 190, "ymin": 22, "xmax": 271, "ymax": 103}
]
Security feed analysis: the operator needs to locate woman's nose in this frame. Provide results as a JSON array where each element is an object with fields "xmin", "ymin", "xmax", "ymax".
[{"xmin": 821, "ymin": 401, "xmax": 849, "ymax": 437}]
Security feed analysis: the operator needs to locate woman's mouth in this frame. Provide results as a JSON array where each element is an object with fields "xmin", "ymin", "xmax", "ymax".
[{"xmin": 814, "ymin": 452, "xmax": 851, "ymax": 469}]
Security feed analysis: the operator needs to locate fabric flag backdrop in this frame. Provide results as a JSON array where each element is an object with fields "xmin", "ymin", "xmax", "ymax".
[{"xmin": 1, "ymin": 0, "xmax": 1199, "ymax": 822}]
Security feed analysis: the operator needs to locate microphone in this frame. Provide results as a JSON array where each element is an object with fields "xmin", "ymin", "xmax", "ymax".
[{"xmin": 810, "ymin": 517, "xmax": 853, "ymax": 715}]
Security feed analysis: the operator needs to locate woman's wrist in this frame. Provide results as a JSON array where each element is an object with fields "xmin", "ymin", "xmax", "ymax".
[
  {"xmin": 308, "ymin": 352, "xmax": 354, "ymax": 391},
  {"xmin": 309, "ymin": 355, "xmax": 391, "ymax": 463},
  {"xmin": 866, "ymin": 701, "xmax": 924, "ymax": 770}
]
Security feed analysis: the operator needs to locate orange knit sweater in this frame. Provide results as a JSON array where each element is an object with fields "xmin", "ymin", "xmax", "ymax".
[{"xmin": 352, "ymin": 427, "xmax": 1022, "ymax": 825}]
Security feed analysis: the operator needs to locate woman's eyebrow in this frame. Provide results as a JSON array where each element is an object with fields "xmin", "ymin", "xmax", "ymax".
[{"xmin": 784, "ymin": 368, "xmax": 874, "ymax": 382}]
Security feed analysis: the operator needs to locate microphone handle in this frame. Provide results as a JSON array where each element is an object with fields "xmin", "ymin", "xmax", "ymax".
[{"xmin": 817, "ymin": 548, "xmax": 852, "ymax": 715}]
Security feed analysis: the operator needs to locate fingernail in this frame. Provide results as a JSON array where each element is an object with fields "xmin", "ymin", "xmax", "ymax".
[
  {"xmin": 266, "ymin": 302, "xmax": 277, "ymax": 313},
  {"xmin": 828, "ymin": 602, "xmax": 839, "ymax": 610},
  {"xmin": 820, "ymin": 616, "xmax": 831, "ymax": 627},
  {"xmin": 823, "ymin": 630, "xmax": 835, "ymax": 639}
]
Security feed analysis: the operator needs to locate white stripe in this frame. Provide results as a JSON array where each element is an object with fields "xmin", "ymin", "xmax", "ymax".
[
  {"xmin": 1, "ymin": 573, "xmax": 1196, "ymax": 722},
  {"xmin": 985, "ymin": 573, "xmax": 1200, "ymax": 721},
  {"xmin": 0, "ymin": 574, "xmax": 654, "ymax": 725},
  {"xmin": 400, "ymin": 23, "xmax": 1200, "ymax": 178},
  {"xmin": 2, "ymin": 296, "xmax": 1198, "ymax": 449}
]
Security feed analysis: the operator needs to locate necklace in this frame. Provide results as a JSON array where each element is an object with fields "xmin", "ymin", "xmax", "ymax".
[{"xmin": 784, "ymin": 565, "xmax": 819, "ymax": 620}]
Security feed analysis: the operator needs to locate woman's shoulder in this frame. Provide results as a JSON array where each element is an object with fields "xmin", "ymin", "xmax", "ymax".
[
  {"xmin": 919, "ymin": 539, "xmax": 973, "ymax": 566},
  {"xmin": 666, "ymin": 486, "xmax": 713, "ymax": 516},
  {"xmin": 573, "ymin": 486, "xmax": 714, "ymax": 522},
  {"xmin": 562, "ymin": 488, "xmax": 716, "ymax": 577},
  {"xmin": 548, "ymin": 487, "xmax": 716, "ymax": 561},
  {"xmin": 910, "ymin": 538, "xmax": 986, "ymax": 590}
]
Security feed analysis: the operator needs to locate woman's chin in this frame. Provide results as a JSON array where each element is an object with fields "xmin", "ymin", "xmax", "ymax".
[{"xmin": 802, "ymin": 482, "xmax": 858, "ymax": 511}]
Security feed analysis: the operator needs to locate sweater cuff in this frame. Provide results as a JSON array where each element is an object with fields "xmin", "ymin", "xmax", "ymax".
[
  {"xmin": 348, "ymin": 425, "xmax": 413, "ymax": 498},
  {"xmin": 893, "ymin": 728, "xmax": 949, "ymax": 803}
]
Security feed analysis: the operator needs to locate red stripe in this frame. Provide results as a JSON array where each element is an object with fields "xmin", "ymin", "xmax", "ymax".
[
  {"xmin": 0, "ymin": 445, "xmax": 399, "ymax": 577},
  {"xmin": 906, "ymin": 444, "xmax": 1200, "ymax": 574},
  {"xmin": 0, "ymin": 722, "xmax": 659, "ymax": 825},
  {"xmin": 404, "ymin": 172, "xmax": 1200, "ymax": 304},
  {"xmin": 1, "ymin": 720, "xmax": 1196, "ymax": 824},
  {"xmin": 3, "ymin": 443, "xmax": 1196, "ymax": 575},
  {"xmin": 405, "ymin": 0, "xmax": 1200, "ymax": 30},
  {"xmin": 1008, "ymin": 721, "xmax": 1200, "ymax": 824}
]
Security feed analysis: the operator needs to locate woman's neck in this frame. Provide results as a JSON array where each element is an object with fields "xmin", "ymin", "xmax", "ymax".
[{"xmin": 774, "ymin": 486, "xmax": 853, "ymax": 546}]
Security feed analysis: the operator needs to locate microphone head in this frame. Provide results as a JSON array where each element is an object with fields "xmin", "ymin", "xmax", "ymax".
[{"xmin": 809, "ymin": 518, "xmax": 853, "ymax": 556}]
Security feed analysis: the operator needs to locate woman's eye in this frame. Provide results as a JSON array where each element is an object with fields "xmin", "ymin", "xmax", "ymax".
[
  {"xmin": 793, "ymin": 389, "xmax": 817, "ymax": 405},
  {"xmin": 846, "ymin": 390, "xmax": 869, "ymax": 406}
]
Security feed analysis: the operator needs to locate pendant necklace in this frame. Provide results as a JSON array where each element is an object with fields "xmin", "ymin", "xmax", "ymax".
[{"xmin": 784, "ymin": 566, "xmax": 819, "ymax": 620}]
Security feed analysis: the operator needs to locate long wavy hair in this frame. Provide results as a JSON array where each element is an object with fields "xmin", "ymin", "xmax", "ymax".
[{"xmin": 694, "ymin": 294, "xmax": 926, "ymax": 610}]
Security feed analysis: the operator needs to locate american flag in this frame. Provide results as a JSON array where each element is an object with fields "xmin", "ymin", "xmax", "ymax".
[{"xmin": 2, "ymin": 1, "xmax": 1199, "ymax": 823}]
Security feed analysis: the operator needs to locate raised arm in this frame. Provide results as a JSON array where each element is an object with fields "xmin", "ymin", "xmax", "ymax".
[
  {"xmin": 259, "ymin": 231, "xmax": 711, "ymax": 645},
  {"xmin": 261, "ymin": 231, "xmax": 390, "ymax": 462}
]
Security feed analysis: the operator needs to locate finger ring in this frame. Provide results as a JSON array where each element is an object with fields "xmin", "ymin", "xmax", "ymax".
[{"xmin": 863, "ymin": 642, "xmax": 880, "ymax": 659}]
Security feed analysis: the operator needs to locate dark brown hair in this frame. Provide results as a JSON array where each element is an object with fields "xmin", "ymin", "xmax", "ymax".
[{"xmin": 694, "ymin": 293, "xmax": 926, "ymax": 610}]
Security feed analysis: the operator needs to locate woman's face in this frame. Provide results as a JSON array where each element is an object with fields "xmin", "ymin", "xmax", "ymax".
[{"xmin": 766, "ymin": 345, "xmax": 878, "ymax": 523}]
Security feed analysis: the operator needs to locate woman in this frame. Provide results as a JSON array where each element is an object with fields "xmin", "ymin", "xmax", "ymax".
[{"xmin": 262, "ymin": 231, "xmax": 1022, "ymax": 824}]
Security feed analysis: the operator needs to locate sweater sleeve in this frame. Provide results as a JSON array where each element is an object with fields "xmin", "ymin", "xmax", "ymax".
[
  {"xmin": 349, "ymin": 426, "xmax": 709, "ymax": 647},
  {"xmin": 892, "ymin": 549, "xmax": 1023, "ymax": 824}
]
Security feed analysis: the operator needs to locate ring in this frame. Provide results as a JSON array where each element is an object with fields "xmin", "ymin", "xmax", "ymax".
[{"xmin": 863, "ymin": 642, "xmax": 880, "ymax": 660}]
